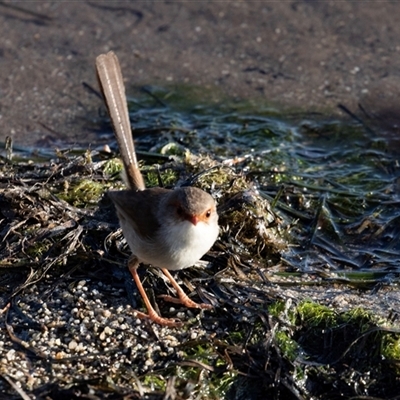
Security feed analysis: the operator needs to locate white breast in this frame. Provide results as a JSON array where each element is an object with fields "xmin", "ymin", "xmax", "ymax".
[
  {"xmin": 158, "ymin": 219, "xmax": 219, "ymax": 270},
  {"xmin": 122, "ymin": 218, "xmax": 219, "ymax": 271}
]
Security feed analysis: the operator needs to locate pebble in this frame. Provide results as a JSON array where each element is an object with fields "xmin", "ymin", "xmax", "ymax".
[
  {"xmin": 190, "ymin": 331, "xmax": 198, "ymax": 340},
  {"xmin": 68, "ymin": 340, "xmax": 78, "ymax": 351},
  {"xmin": 6, "ymin": 349, "xmax": 16, "ymax": 361},
  {"xmin": 0, "ymin": 226, "xmax": 391, "ymax": 399}
]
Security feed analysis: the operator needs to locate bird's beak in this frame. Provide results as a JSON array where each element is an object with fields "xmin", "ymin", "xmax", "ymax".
[{"xmin": 188, "ymin": 215, "xmax": 199, "ymax": 226}]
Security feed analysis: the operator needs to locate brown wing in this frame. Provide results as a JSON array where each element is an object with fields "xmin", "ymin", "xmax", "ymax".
[{"xmin": 108, "ymin": 187, "xmax": 170, "ymax": 239}]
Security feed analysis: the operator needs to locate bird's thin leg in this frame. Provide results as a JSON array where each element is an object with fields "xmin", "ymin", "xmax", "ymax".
[
  {"xmin": 160, "ymin": 268, "xmax": 212, "ymax": 310},
  {"xmin": 128, "ymin": 257, "xmax": 182, "ymax": 327}
]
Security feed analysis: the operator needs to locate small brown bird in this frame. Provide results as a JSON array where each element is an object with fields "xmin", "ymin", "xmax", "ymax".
[{"xmin": 96, "ymin": 52, "xmax": 219, "ymax": 326}]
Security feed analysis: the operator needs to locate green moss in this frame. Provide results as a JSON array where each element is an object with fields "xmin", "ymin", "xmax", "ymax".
[
  {"xmin": 275, "ymin": 331, "xmax": 299, "ymax": 362},
  {"xmin": 159, "ymin": 142, "xmax": 188, "ymax": 156},
  {"xmin": 103, "ymin": 158, "xmax": 123, "ymax": 177},
  {"xmin": 140, "ymin": 362, "xmax": 235, "ymax": 399},
  {"xmin": 296, "ymin": 300, "xmax": 338, "ymax": 328},
  {"xmin": 169, "ymin": 341, "xmax": 236, "ymax": 398},
  {"xmin": 141, "ymin": 374, "xmax": 166, "ymax": 391},
  {"xmin": 227, "ymin": 330, "xmax": 246, "ymax": 345},
  {"xmin": 382, "ymin": 335, "xmax": 400, "ymax": 362},
  {"xmin": 59, "ymin": 179, "xmax": 106, "ymax": 208},
  {"xmin": 144, "ymin": 168, "xmax": 179, "ymax": 188},
  {"xmin": 270, "ymin": 300, "xmax": 383, "ymax": 333},
  {"xmin": 268, "ymin": 300, "xmax": 286, "ymax": 318},
  {"xmin": 171, "ymin": 365, "xmax": 236, "ymax": 399},
  {"xmin": 341, "ymin": 307, "xmax": 376, "ymax": 328}
]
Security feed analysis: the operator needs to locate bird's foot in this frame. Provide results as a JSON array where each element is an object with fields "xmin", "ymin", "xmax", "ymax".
[
  {"xmin": 132, "ymin": 308, "xmax": 183, "ymax": 327},
  {"xmin": 159, "ymin": 294, "xmax": 213, "ymax": 310}
]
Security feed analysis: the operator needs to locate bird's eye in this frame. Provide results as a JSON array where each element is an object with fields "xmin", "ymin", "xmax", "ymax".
[
  {"xmin": 176, "ymin": 206, "xmax": 184, "ymax": 216},
  {"xmin": 205, "ymin": 209, "xmax": 212, "ymax": 218}
]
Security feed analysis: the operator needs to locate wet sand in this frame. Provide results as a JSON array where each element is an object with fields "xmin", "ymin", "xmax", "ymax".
[{"xmin": 1, "ymin": 2, "xmax": 400, "ymax": 147}]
